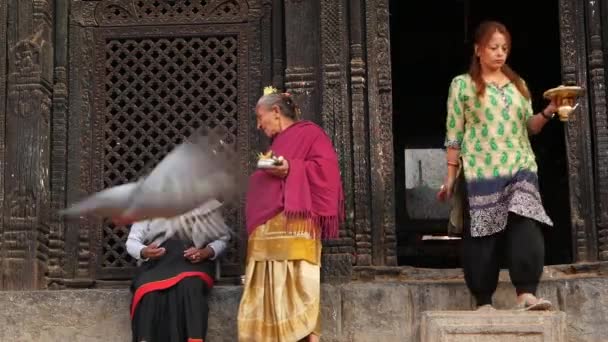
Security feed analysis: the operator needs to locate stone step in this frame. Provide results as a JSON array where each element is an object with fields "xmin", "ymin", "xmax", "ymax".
[{"xmin": 421, "ymin": 310, "xmax": 567, "ymax": 342}]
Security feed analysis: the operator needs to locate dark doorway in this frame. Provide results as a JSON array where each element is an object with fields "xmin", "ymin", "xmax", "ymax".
[{"xmin": 390, "ymin": 0, "xmax": 572, "ymax": 267}]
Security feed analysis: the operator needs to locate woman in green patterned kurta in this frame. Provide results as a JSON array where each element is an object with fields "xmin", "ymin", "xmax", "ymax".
[{"xmin": 438, "ymin": 21, "xmax": 557, "ymax": 311}]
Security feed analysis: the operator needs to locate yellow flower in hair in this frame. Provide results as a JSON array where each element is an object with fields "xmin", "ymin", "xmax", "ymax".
[{"xmin": 263, "ymin": 86, "xmax": 278, "ymax": 96}]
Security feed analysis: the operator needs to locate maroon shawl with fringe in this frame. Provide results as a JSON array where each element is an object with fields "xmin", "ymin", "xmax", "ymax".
[{"xmin": 245, "ymin": 120, "xmax": 344, "ymax": 239}]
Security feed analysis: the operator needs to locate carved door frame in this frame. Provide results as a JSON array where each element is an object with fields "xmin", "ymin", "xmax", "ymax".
[
  {"xmin": 558, "ymin": 0, "xmax": 608, "ymax": 263},
  {"xmin": 63, "ymin": 0, "xmax": 270, "ymax": 282}
]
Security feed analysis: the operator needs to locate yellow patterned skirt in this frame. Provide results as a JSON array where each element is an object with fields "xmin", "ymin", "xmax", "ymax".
[{"xmin": 237, "ymin": 213, "xmax": 322, "ymax": 342}]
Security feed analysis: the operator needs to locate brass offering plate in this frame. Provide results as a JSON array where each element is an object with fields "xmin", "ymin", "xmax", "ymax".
[
  {"xmin": 543, "ymin": 85, "xmax": 583, "ymax": 100},
  {"xmin": 542, "ymin": 85, "xmax": 584, "ymax": 122}
]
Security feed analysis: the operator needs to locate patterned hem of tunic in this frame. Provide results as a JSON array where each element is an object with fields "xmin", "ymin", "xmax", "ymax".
[{"xmin": 468, "ymin": 174, "xmax": 553, "ymax": 237}]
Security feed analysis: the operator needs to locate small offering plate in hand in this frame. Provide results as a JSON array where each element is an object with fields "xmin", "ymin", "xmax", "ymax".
[
  {"xmin": 256, "ymin": 151, "xmax": 284, "ymax": 169},
  {"xmin": 543, "ymin": 85, "xmax": 584, "ymax": 122}
]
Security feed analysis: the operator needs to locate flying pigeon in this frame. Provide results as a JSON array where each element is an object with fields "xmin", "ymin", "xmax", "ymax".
[
  {"xmin": 143, "ymin": 198, "xmax": 232, "ymax": 248},
  {"xmin": 60, "ymin": 128, "xmax": 242, "ymax": 225}
]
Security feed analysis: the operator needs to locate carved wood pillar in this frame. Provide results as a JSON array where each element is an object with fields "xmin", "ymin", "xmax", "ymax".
[
  {"xmin": 364, "ymin": 0, "xmax": 396, "ymax": 266},
  {"xmin": 585, "ymin": 0, "xmax": 608, "ymax": 261},
  {"xmin": 271, "ymin": 0, "xmax": 284, "ymax": 88},
  {"xmin": 349, "ymin": 0, "xmax": 373, "ymax": 266},
  {"xmin": 0, "ymin": 0, "xmax": 8, "ymax": 284},
  {"xmin": 318, "ymin": 0, "xmax": 354, "ymax": 280},
  {"xmin": 64, "ymin": 2, "xmax": 94, "ymax": 285},
  {"xmin": 558, "ymin": 0, "xmax": 598, "ymax": 262},
  {"xmin": 284, "ymin": 0, "xmax": 321, "ymax": 123},
  {"xmin": 48, "ymin": 0, "xmax": 69, "ymax": 288},
  {"xmin": 2, "ymin": 0, "xmax": 53, "ymax": 289}
]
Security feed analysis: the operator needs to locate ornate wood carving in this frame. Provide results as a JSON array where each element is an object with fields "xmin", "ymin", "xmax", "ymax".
[
  {"xmin": 350, "ymin": 0, "xmax": 372, "ymax": 266},
  {"xmin": 0, "ymin": 0, "xmax": 8, "ymax": 281},
  {"xmin": 244, "ymin": 1, "xmax": 268, "ymax": 274},
  {"xmin": 48, "ymin": 0, "xmax": 70, "ymax": 288},
  {"xmin": 65, "ymin": 24, "xmax": 95, "ymax": 282},
  {"xmin": 318, "ymin": 0, "xmax": 354, "ymax": 279},
  {"xmin": 94, "ymin": 28, "xmax": 246, "ymax": 278},
  {"xmin": 66, "ymin": 0, "xmax": 264, "ymax": 281},
  {"xmin": 586, "ymin": 6, "xmax": 608, "ymax": 253},
  {"xmin": 585, "ymin": 0, "xmax": 608, "ymax": 261},
  {"xmin": 3, "ymin": 8, "xmax": 53, "ymax": 289},
  {"xmin": 601, "ymin": 0, "xmax": 608, "ymax": 261},
  {"xmin": 558, "ymin": 0, "xmax": 598, "ymax": 262},
  {"xmin": 365, "ymin": 0, "xmax": 396, "ymax": 266}
]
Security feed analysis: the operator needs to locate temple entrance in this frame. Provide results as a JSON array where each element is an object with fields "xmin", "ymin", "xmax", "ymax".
[{"xmin": 391, "ymin": 0, "xmax": 572, "ymax": 267}]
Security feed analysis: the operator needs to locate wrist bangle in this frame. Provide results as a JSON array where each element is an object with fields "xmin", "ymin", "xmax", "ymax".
[
  {"xmin": 541, "ymin": 111, "xmax": 554, "ymax": 120},
  {"xmin": 447, "ymin": 161, "xmax": 459, "ymax": 167}
]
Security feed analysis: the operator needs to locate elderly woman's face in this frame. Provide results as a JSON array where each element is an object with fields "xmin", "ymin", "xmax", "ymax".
[
  {"xmin": 476, "ymin": 31, "xmax": 509, "ymax": 72},
  {"xmin": 256, "ymin": 105, "xmax": 282, "ymax": 138}
]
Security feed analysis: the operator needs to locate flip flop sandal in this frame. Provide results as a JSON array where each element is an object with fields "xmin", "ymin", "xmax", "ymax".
[{"xmin": 514, "ymin": 298, "xmax": 553, "ymax": 311}]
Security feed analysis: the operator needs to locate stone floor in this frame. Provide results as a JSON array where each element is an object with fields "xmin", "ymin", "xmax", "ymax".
[{"xmin": 0, "ymin": 274, "xmax": 607, "ymax": 341}]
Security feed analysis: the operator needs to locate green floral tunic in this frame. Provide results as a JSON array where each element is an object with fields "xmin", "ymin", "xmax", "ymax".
[{"xmin": 445, "ymin": 74, "xmax": 552, "ymax": 237}]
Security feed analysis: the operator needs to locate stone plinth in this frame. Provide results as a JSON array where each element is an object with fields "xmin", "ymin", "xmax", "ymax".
[
  {"xmin": 421, "ymin": 310, "xmax": 567, "ymax": 342},
  {"xmin": 0, "ymin": 275, "xmax": 607, "ymax": 341}
]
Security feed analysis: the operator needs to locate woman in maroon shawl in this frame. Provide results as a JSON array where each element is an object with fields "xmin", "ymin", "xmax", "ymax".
[{"xmin": 237, "ymin": 88, "xmax": 344, "ymax": 342}]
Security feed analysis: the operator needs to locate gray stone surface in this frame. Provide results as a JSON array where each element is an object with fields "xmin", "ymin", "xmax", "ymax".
[
  {"xmin": 0, "ymin": 276, "xmax": 607, "ymax": 341},
  {"xmin": 404, "ymin": 149, "xmax": 450, "ymax": 219},
  {"xmin": 421, "ymin": 311, "xmax": 567, "ymax": 342}
]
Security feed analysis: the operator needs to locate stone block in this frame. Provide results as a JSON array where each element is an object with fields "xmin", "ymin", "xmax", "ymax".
[
  {"xmin": 0, "ymin": 289, "xmax": 131, "ymax": 342},
  {"xmin": 421, "ymin": 310, "xmax": 567, "ymax": 342},
  {"xmin": 207, "ymin": 286, "xmax": 242, "ymax": 342},
  {"xmin": 404, "ymin": 149, "xmax": 450, "ymax": 220},
  {"xmin": 341, "ymin": 283, "xmax": 413, "ymax": 341},
  {"xmin": 320, "ymin": 284, "xmax": 342, "ymax": 339},
  {"xmin": 321, "ymin": 253, "xmax": 353, "ymax": 283}
]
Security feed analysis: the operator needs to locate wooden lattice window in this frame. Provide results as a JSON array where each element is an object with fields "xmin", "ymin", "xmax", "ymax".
[{"xmin": 100, "ymin": 35, "xmax": 239, "ymax": 272}]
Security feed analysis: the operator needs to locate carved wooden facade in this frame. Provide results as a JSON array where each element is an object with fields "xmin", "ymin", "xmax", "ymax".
[{"xmin": 0, "ymin": 0, "xmax": 605, "ymax": 289}]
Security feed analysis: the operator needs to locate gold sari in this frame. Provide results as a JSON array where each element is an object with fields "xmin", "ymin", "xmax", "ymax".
[{"xmin": 237, "ymin": 213, "xmax": 322, "ymax": 342}]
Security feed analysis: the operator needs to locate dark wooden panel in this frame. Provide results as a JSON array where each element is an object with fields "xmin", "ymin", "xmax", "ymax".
[
  {"xmin": 558, "ymin": 0, "xmax": 598, "ymax": 262},
  {"xmin": 585, "ymin": 0, "xmax": 608, "ymax": 261},
  {"xmin": 349, "ymin": 0, "xmax": 372, "ymax": 266},
  {"xmin": 365, "ymin": 0, "xmax": 396, "ymax": 266},
  {"xmin": 2, "ymin": 0, "xmax": 54, "ymax": 289}
]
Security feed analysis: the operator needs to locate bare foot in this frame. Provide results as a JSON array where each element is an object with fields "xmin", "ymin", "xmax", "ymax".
[{"xmin": 307, "ymin": 333, "xmax": 320, "ymax": 342}]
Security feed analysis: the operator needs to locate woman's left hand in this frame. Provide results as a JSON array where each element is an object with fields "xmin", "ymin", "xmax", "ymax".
[
  {"xmin": 266, "ymin": 159, "xmax": 289, "ymax": 179},
  {"xmin": 184, "ymin": 247, "xmax": 214, "ymax": 263}
]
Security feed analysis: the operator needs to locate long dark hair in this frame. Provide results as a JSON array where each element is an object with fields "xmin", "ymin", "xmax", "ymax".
[{"xmin": 469, "ymin": 21, "xmax": 530, "ymax": 99}]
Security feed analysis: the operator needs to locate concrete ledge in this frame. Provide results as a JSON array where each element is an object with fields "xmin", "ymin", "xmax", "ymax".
[
  {"xmin": 421, "ymin": 310, "xmax": 567, "ymax": 342},
  {"xmin": 0, "ymin": 277, "xmax": 606, "ymax": 341}
]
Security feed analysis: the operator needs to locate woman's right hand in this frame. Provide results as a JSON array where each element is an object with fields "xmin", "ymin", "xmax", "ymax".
[
  {"xmin": 437, "ymin": 176, "xmax": 456, "ymax": 202},
  {"xmin": 141, "ymin": 243, "xmax": 166, "ymax": 260}
]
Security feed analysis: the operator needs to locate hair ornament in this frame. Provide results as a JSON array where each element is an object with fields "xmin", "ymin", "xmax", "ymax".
[{"xmin": 263, "ymin": 86, "xmax": 279, "ymax": 96}]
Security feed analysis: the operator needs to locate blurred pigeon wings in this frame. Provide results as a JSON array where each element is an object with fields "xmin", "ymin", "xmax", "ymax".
[
  {"xmin": 60, "ymin": 129, "xmax": 242, "ymax": 224},
  {"xmin": 146, "ymin": 199, "xmax": 232, "ymax": 248},
  {"xmin": 59, "ymin": 182, "xmax": 139, "ymax": 219}
]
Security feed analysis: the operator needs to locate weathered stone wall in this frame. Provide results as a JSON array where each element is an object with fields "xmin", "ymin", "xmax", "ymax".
[{"xmin": 1, "ymin": 276, "xmax": 607, "ymax": 342}]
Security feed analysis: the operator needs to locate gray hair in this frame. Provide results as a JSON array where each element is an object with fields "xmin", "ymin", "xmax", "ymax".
[{"xmin": 256, "ymin": 93, "xmax": 301, "ymax": 120}]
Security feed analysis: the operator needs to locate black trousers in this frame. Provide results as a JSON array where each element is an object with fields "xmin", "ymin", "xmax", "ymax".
[
  {"xmin": 462, "ymin": 213, "xmax": 545, "ymax": 306},
  {"xmin": 131, "ymin": 239, "xmax": 214, "ymax": 342}
]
